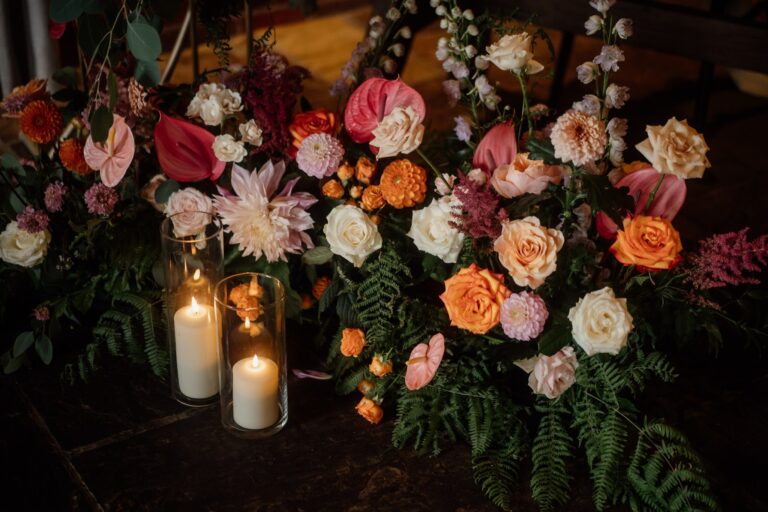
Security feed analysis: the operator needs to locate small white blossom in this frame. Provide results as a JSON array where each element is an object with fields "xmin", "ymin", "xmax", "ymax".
[
  {"xmin": 465, "ymin": 45, "xmax": 477, "ymax": 58},
  {"xmin": 382, "ymin": 58, "xmax": 398, "ymax": 74},
  {"xmin": 238, "ymin": 120, "xmax": 263, "ymax": 146},
  {"xmin": 467, "ymin": 24, "xmax": 479, "ymax": 36},
  {"xmin": 463, "ymin": 9, "xmax": 474, "ymax": 20},
  {"xmin": 589, "ymin": 0, "xmax": 616, "ymax": 15},
  {"xmin": 212, "ymin": 134, "xmax": 247, "ymax": 163},
  {"xmin": 435, "ymin": 46, "xmax": 449, "ymax": 61},
  {"xmin": 594, "ymin": 45, "xmax": 625, "ymax": 72},
  {"xmin": 398, "ymin": 26, "xmax": 412, "ymax": 39},
  {"xmin": 442, "ymin": 57, "xmax": 456, "ymax": 72},
  {"xmin": 613, "ymin": 18, "xmax": 633, "ymax": 39},
  {"xmin": 451, "ymin": 61, "xmax": 469, "ymax": 79},
  {"xmin": 386, "ymin": 7, "xmax": 400, "ymax": 21},
  {"xmin": 576, "ymin": 62, "xmax": 599, "ymax": 84},
  {"xmin": 475, "ymin": 55, "xmax": 489, "ymax": 70},
  {"xmin": 404, "ymin": 0, "xmax": 417, "ymax": 14},
  {"xmin": 605, "ymin": 84, "xmax": 630, "ymax": 109},
  {"xmin": 390, "ymin": 43, "xmax": 405, "ymax": 57},
  {"xmin": 451, "ymin": 6, "xmax": 461, "ymax": 16},
  {"xmin": 447, "ymin": 21, "xmax": 458, "ymax": 34},
  {"xmin": 572, "ymin": 94, "xmax": 602, "ymax": 117},
  {"xmin": 430, "ymin": 0, "xmax": 440, "ymax": 8},
  {"xmin": 584, "ymin": 15, "xmax": 603, "ymax": 35},
  {"xmin": 439, "ymin": 18, "xmax": 448, "ymax": 29},
  {"xmin": 609, "ymin": 136, "xmax": 627, "ymax": 166},
  {"xmin": 435, "ymin": 4, "xmax": 447, "ymax": 16},
  {"xmin": 607, "ymin": 117, "xmax": 628, "ymax": 139}
]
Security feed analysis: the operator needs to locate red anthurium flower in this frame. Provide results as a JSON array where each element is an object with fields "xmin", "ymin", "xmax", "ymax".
[
  {"xmin": 596, "ymin": 166, "xmax": 687, "ymax": 238},
  {"xmin": 405, "ymin": 333, "xmax": 446, "ymax": 391},
  {"xmin": 472, "ymin": 122, "xmax": 518, "ymax": 174},
  {"xmin": 154, "ymin": 113, "xmax": 225, "ymax": 182},
  {"xmin": 344, "ymin": 77, "xmax": 426, "ymax": 144}
]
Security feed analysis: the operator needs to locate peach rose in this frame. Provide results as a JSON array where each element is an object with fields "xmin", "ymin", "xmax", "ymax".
[
  {"xmin": 610, "ymin": 215, "xmax": 682, "ymax": 271},
  {"xmin": 493, "ymin": 217, "xmax": 564, "ymax": 289},
  {"xmin": 369, "ymin": 355, "xmax": 393, "ymax": 377},
  {"xmin": 361, "ymin": 185, "xmax": 386, "ymax": 211},
  {"xmin": 490, "ymin": 153, "xmax": 563, "ymax": 198},
  {"xmin": 322, "ymin": 179, "xmax": 345, "ymax": 199},
  {"xmin": 635, "ymin": 117, "xmax": 710, "ymax": 179},
  {"xmin": 355, "ymin": 397, "xmax": 383, "ymax": 424},
  {"xmin": 355, "ymin": 156, "xmax": 377, "ymax": 184},
  {"xmin": 439, "ymin": 263, "xmax": 511, "ymax": 334},
  {"xmin": 341, "ymin": 327, "xmax": 366, "ymax": 357}
]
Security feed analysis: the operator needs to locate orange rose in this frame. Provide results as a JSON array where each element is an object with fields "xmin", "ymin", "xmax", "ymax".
[
  {"xmin": 439, "ymin": 263, "xmax": 511, "ymax": 334},
  {"xmin": 361, "ymin": 185, "xmax": 386, "ymax": 211},
  {"xmin": 337, "ymin": 161, "xmax": 355, "ymax": 181},
  {"xmin": 355, "ymin": 397, "xmax": 383, "ymax": 424},
  {"xmin": 379, "ymin": 159, "xmax": 427, "ymax": 209},
  {"xmin": 357, "ymin": 379, "xmax": 374, "ymax": 395},
  {"xmin": 322, "ymin": 179, "xmax": 345, "ymax": 200},
  {"xmin": 610, "ymin": 215, "xmax": 682, "ymax": 271},
  {"xmin": 289, "ymin": 109, "xmax": 339, "ymax": 154},
  {"xmin": 369, "ymin": 355, "xmax": 393, "ymax": 377},
  {"xmin": 355, "ymin": 156, "xmax": 377, "ymax": 184},
  {"xmin": 341, "ymin": 327, "xmax": 366, "ymax": 357}
]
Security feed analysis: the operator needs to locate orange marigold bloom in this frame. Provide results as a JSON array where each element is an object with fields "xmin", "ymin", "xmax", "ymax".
[
  {"xmin": 357, "ymin": 379, "xmax": 374, "ymax": 395},
  {"xmin": 20, "ymin": 100, "xmax": 62, "ymax": 144},
  {"xmin": 337, "ymin": 161, "xmax": 354, "ymax": 181},
  {"xmin": 361, "ymin": 185, "xmax": 386, "ymax": 211},
  {"xmin": 610, "ymin": 215, "xmax": 683, "ymax": 271},
  {"xmin": 355, "ymin": 156, "xmax": 377, "ymax": 184},
  {"xmin": 322, "ymin": 179, "xmax": 345, "ymax": 200},
  {"xmin": 369, "ymin": 355, "xmax": 393, "ymax": 377},
  {"xmin": 355, "ymin": 397, "xmax": 383, "ymax": 424},
  {"xmin": 312, "ymin": 276, "xmax": 331, "ymax": 300},
  {"xmin": 58, "ymin": 138, "xmax": 91, "ymax": 175},
  {"xmin": 341, "ymin": 327, "xmax": 366, "ymax": 357},
  {"xmin": 379, "ymin": 159, "xmax": 427, "ymax": 209}
]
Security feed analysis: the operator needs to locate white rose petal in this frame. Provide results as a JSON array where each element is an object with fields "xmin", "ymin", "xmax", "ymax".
[
  {"xmin": 370, "ymin": 106, "xmax": 424, "ymax": 159},
  {"xmin": 324, "ymin": 205, "xmax": 382, "ymax": 267},
  {"xmin": 568, "ymin": 287, "xmax": 633, "ymax": 356},
  {"xmin": 408, "ymin": 198, "xmax": 465, "ymax": 263},
  {"xmin": 212, "ymin": 134, "xmax": 247, "ymax": 163},
  {"xmin": 0, "ymin": 221, "xmax": 50, "ymax": 268},
  {"xmin": 219, "ymin": 89, "xmax": 243, "ymax": 115}
]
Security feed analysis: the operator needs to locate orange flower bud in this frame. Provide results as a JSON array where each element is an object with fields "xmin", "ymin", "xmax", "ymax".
[
  {"xmin": 337, "ymin": 161, "xmax": 355, "ymax": 181},
  {"xmin": 312, "ymin": 276, "xmax": 331, "ymax": 300},
  {"xmin": 360, "ymin": 185, "xmax": 386, "ymax": 211},
  {"xmin": 349, "ymin": 185, "xmax": 363, "ymax": 199},
  {"xmin": 322, "ymin": 179, "xmax": 345, "ymax": 200},
  {"xmin": 369, "ymin": 214, "xmax": 382, "ymax": 225},
  {"xmin": 355, "ymin": 156, "xmax": 377, "ymax": 184},
  {"xmin": 369, "ymin": 355, "xmax": 393, "ymax": 377},
  {"xmin": 340, "ymin": 327, "xmax": 366, "ymax": 357},
  {"xmin": 357, "ymin": 379, "xmax": 374, "ymax": 395},
  {"xmin": 355, "ymin": 397, "xmax": 383, "ymax": 424}
]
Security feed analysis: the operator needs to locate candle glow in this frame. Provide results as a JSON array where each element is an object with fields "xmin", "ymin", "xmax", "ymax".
[
  {"xmin": 190, "ymin": 296, "xmax": 200, "ymax": 314},
  {"xmin": 251, "ymin": 354, "xmax": 260, "ymax": 368},
  {"xmin": 193, "ymin": 268, "xmax": 201, "ymax": 281}
]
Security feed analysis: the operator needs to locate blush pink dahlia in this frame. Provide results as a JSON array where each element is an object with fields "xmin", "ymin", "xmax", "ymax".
[
  {"xmin": 550, "ymin": 110, "xmax": 607, "ymax": 167},
  {"xmin": 84, "ymin": 183, "xmax": 118, "ymax": 216},
  {"xmin": 295, "ymin": 133, "xmax": 344, "ymax": 179},
  {"xmin": 16, "ymin": 206, "xmax": 50, "ymax": 233},
  {"xmin": 44, "ymin": 181, "xmax": 67, "ymax": 212},
  {"xmin": 500, "ymin": 291, "xmax": 549, "ymax": 341},
  {"xmin": 213, "ymin": 160, "xmax": 318, "ymax": 262}
]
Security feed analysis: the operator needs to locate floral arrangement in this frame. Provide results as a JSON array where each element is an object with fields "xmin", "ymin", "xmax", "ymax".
[{"xmin": 2, "ymin": 0, "xmax": 768, "ymax": 510}]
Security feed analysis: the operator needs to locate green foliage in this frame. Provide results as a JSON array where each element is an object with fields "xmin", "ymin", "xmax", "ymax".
[{"xmin": 531, "ymin": 401, "xmax": 573, "ymax": 511}]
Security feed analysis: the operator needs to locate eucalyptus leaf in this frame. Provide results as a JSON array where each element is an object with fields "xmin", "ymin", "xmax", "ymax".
[
  {"xmin": 9, "ymin": 191, "xmax": 26, "ymax": 214},
  {"xmin": 126, "ymin": 21, "xmax": 162, "ymax": 62},
  {"xmin": 1, "ymin": 154, "xmax": 24, "ymax": 177},
  {"xmin": 13, "ymin": 332, "xmax": 35, "ymax": 358},
  {"xmin": 90, "ymin": 105, "xmax": 113, "ymax": 144},
  {"xmin": 302, "ymin": 246, "xmax": 333, "ymax": 265},
  {"xmin": 50, "ymin": 0, "xmax": 84, "ymax": 22},
  {"xmin": 134, "ymin": 60, "xmax": 161, "ymax": 87},
  {"xmin": 3, "ymin": 354, "xmax": 23, "ymax": 375},
  {"xmin": 35, "ymin": 335, "xmax": 54, "ymax": 365},
  {"xmin": 154, "ymin": 179, "xmax": 179, "ymax": 204}
]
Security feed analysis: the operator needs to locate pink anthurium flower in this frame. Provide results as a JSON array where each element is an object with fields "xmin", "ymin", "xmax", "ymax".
[
  {"xmin": 344, "ymin": 77, "xmax": 426, "ymax": 144},
  {"xmin": 405, "ymin": 333, "xmax": 446, "ymax": 391},
  {"xmin": 83, "ymin": 114, "xmax": 135, "ymax": 187},
  {"xmin": 154, "ymin": 112, "xmax": 225, "ymax": 182},
  {"xmin": 596, "ymin": 166, "xmax": 687, "ymax": 238},
  {"xmin": 472, "ymin": 122, "xmax": 518, "ymax": 174}
]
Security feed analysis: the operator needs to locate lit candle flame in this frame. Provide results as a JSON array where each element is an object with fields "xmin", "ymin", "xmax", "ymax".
[
  {"xmin": 191, "ymin": 296, "xmax": 199, "ymax": 314},
  {"xmin": 251, "ymin": 354, "xmax": 260, "ymax": 368},
  {"xmin": 193, "ymin": 269, "xmax": 201, "ymax": 281},
  {"xmin": 244, "ymin": 317, "xmax": 251, "ymax": 329}
]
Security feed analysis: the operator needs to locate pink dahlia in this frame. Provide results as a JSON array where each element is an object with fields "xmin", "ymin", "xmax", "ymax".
[
  {"xmin": 84, "ymin": 183, "xmax": 118, "ymax": 216},
  {"xmin": 44, "ymin": 181, "xmax": 67, "ymax": 212},
  {"xmin": 500, "ymin": 291, "xmax": 549, "ymax": 341},
  {"xmin": 16, "ymin": 206, "xmax": 50, "ymax": 233},
  {"xmin": 295, "ymin": 133, "xmax": 344, "ymax": 179},
  {"xmin": 213, "ymin": 160, "xmax": 318, "ymax": 262}
]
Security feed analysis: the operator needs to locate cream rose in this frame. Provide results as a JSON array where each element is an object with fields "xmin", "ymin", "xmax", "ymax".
[
  {"xmin": 484, "ymin": 32, "xmax": 544, "ymax": 75},
  {"xmin": 219, "ymin": 89, "xmax": 242, "ymax": 114},
  {"xmin": 199, "ymin": 97, "xmax": 224, "ymax": 126},
  {"xmin": 238, "ymin": 120, "xmax": 263, "ymax": 146},
  {"xmin": 0, "ymin": 221, "xmax": 51, "ymax": 268},
  {"xmin": 494, "ymin": 217, "xmax": 564, "ymax": 289},
  {"xmin": 635, "ymin": 117, "xmax": 710, "ymax": 179},
  {"xmin": 408, "ymin": 197, "xmax": 465, "ymax": 263},
  {"xmin": 324, "ymin": 205, "xmax": 382, "ymax": 267},
  {"xmin": 164, "ymin": 188, "xmax": 214, "ymax": 238},
  {"xmin": 370, "ymin": 106, "xmax": 424, "ymax": 159},
  {"xmin": 528, "ymin": 346, "xmax": 579, "ymax": 399},
  {"xmin": 568, "ymin": 287, "xmax": 633, "ymax": 356},
  {"xmin": 491, "ymin": 153, "xmax": 563, "ymax": 198},
  {"xmin": 212, "ymin": 134, "xmax": 247, "ymax": 163}
]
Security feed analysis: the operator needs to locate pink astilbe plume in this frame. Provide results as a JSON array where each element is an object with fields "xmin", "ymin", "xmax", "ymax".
[
  {"xmin": 450, "ymin": 172, "xmax": 507, "ymax": 239},
  {"xmin": 686, "ymin": 228, "xmax": 768, "ymax": 290}
]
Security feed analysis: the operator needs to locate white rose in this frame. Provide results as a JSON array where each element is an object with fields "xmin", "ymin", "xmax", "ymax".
[
  {"xmin": 484, "ymin": 32, "xmax": 544, "ymax": 75},
  {"xmin": 199, "ymin": 97, "xmax": 224, "ymax": 126},
  {"xmin": 238, "ymin": 120, "xmax": 263, "ymax": 146},
  {"xmin": 324, "ymin": 205, "xmax": 382, "ymax": 267},
  {"xmin": 568, "ymin": 287, "xmax": 633, "ymax": 356},
  {"xmin": 196, "ymin": 83, "xmax": 224, "ymax": 99},
  {"xmin": 635, "ymin": 117, "xmax": 711, "ymax": 179},
  {"xmin": 0, "ymin": 221, "xmax": 50, "ymax": 268},
  {"xmin": 408, "ymin": 197, "xmax": 465, "ymax": 263},
  {"xmin": 219, "ymin": 89, "xmax": 243, "ymax": 114},
  {"xmin": 370, "ymin": 106, "xmax": 424, "ymax": 159},
  {"xmin": 164, "ymin": 188, "xmax": 214, "ymax": 238},
  {"xmin": 212, "ymin": 134, "xmax": 247, "ymax": 163},
  {"xmin": 185, "ymin": 96, "xmax": 202, "ymax": 118}
]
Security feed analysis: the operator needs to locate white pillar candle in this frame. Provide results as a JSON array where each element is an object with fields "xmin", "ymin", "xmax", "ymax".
[
  {"xmin": 232, "ymin": 354, "xmax": 279, "ymax": 429},
  {"xmin": 174, "ymin": 297, "xmax": 219, "ymax": 399}
]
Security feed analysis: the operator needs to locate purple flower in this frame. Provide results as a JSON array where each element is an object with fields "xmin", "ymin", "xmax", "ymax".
[
  {"xmin": 33, "ymin": 306, "xmax": 50, "ymax": 321},
  {"xmin": 442, "ymin": 80, "xmax": 461, "ymax": 107},
  {"xmin": 16, "ymin": 206, "xmax": 49, "ymax": 233},
  {"xmin": 84, "ymin": 183, "xmax": 118, "ymax": 216},
  {"xmin": 501, "ymin": 292, "xmax": 549, "ymax": 341},
  {"xmin": 44, "ymin": 181, "xmax": 67, "ymax": 212},
  {"xmin": 594, "ymin": 45, "xmax": 625, "ymax": 72},
  {"xmin": 296, "ymin": 133, "xmax": 344, "ymax": 179},
  {"xmin": 454, "ymin": 116, "xmax": 472, "ymax": 143}
]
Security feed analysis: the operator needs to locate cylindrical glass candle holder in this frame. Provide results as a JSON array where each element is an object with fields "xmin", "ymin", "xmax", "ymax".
[
  {"xmin": 215, "ymin": 273, "xmax": 288, "ymax": 438},
  {"xmin": 160, "ymin": 211, "xmax": 224, "ymax": 407}
]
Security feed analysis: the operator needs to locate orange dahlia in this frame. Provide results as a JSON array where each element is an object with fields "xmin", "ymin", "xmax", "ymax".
[
  {"xmin": 20, "ymin": 100, "xmax": 62, "ymax": 144},
  {"xmin": 379, "ymin": 159, "xmax": 427, "ymax": 209},
  {"xmin": 58, "ymin": 139, "xmax": 91, "ymax": 175}
]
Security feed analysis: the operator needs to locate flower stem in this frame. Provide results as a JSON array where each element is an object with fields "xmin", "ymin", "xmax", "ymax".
[
  {"xmin": 516, "ymin": 72, "xmax": 534, "ymax": 136},
  {"xmin": 642, "ymin": 174, "xmax": 665, "ymax": 214},
  {"xmin": 417, "ymin": 148, "xmax": 451, "ymax": 190}
]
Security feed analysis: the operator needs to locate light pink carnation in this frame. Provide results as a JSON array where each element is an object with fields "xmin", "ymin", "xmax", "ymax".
[
  {"xmin": 528, "ymin": 346, "xmax": 579, "ymax": 399},
  {"xmin": 296, "ymin": 133, "xmax": 344, "ymax": 179},
  {"xmin": 84, "ymin": 183, "xmax": 118, "ymax": 216},
  {"xmin": 500, "ymin": 291, "xmax": 549, "ymax": 341}
]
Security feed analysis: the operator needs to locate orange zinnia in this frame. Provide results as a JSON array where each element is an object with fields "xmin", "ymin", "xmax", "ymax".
[
  {"xmin": 379, "ymin": 159, "xmax": 427, "ymax": 209},
  {"xmin": 58, "ymin": 139, "xmax": 91, "ymax": 175},
  {"xmin": 20, "ymin": 100, "xmax": 62, "ymax": 144}
]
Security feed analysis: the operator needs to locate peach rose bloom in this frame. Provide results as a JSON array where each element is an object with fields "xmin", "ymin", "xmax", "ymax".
[
  {"xmin": 494, "ymin": 217, "xmax": 564, "ymax": 289},
  {"xmin": 341, "ymin": 327, "xmax": 366, "ymax": 357},
  {"xmin": 635, "ymin": 117, "xmax": 710, "ymax": 179},
  {"xmin": 528, "ymin": 346, "xmax": 579, "ymax": 399},
  {"xmin": 361, "ymin": 185, "xmax": 386, "ymax": 211},
  {"xmin": 355, "ymin": 397, "xmax": 383, "ymax": 424},
  {"xmin": 440, "ymin": 263, "xmax": 511, "ymax": 334},
  {"xmin": 490, "ymin": 153, "xmax": 563, "ymax": 198},
  {"xmin": 610, "ymin": 215, "xmax": 682, "ymax": 270},
  {"xmin": 369, "ymin": 355, "xmax": 393, "ymax": 377}
]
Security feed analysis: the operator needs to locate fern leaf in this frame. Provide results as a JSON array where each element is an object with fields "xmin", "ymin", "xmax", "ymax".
[{"xmin": 531, "ymin": 402, "xmax": 573, "ymax": 511}]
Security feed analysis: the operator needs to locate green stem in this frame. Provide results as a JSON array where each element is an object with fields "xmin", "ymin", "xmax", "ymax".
[
  {"xmin": 642, "ymin": 174, "xmax": 665, "ymax": 214},
  {"xmin": 416, "ymin": 148, "xmax": 451, "ymax": 190},
  {"xmin": 515, "ymin": 72, "xmax": 533, "ymax": 136}
]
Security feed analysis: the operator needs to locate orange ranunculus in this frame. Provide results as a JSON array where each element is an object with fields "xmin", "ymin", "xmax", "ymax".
[
  {"xmin": 379, "ymin": 159, "xmax": 427, "ymax": 209},
  {"xmin": 610, "ymin": 215, "xmax": 682, "ymax": 271},
  {"xmin": 369, "ymin": 355, "xmax": 393, "ymax": 377},
  {"xmin": 289, "ymin": 109, "xmax": 339, "ymax": 155},
  {"xmin": 341, "ymin": 327, "xmax": 366, "ymax": 357},
  {"xmin": 312, "ymin": 276, "xmax": 331, "ymax": 300},
  {"xmin": 355, "ymin": 397, "xmax": 383, "ymax": 424},
  {"xmin": 321, "ymin": 179, "xmax": 345, "ymax": 200},
  {"xmin": 355, "ymin": 156, "xmax": 377, "ymax": 184},
  {"xmin": 58, "ymin": 138, "xmax": 91, "ymax": 175},
  {"xmin": 361, "ymin": 185, "xmax": 386, "ymax": 211},
  {"xmin": 439, "ymin": 263, "xmax": 511, "ymax": 334}
]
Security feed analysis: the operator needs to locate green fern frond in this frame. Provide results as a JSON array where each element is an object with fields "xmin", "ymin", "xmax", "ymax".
[{"xmin": 531, "ymin": 401, "xmax": 573, "ymax": 511}]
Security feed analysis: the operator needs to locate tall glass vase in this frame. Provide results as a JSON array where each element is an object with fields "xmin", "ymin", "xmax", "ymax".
[
  {"xmin": 215, "ymin": 273, "xmax": 288, "ymax": 438},
  {"xmin": 160, "ymin": 211, "xmax": 224, "ymax": 407}
]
